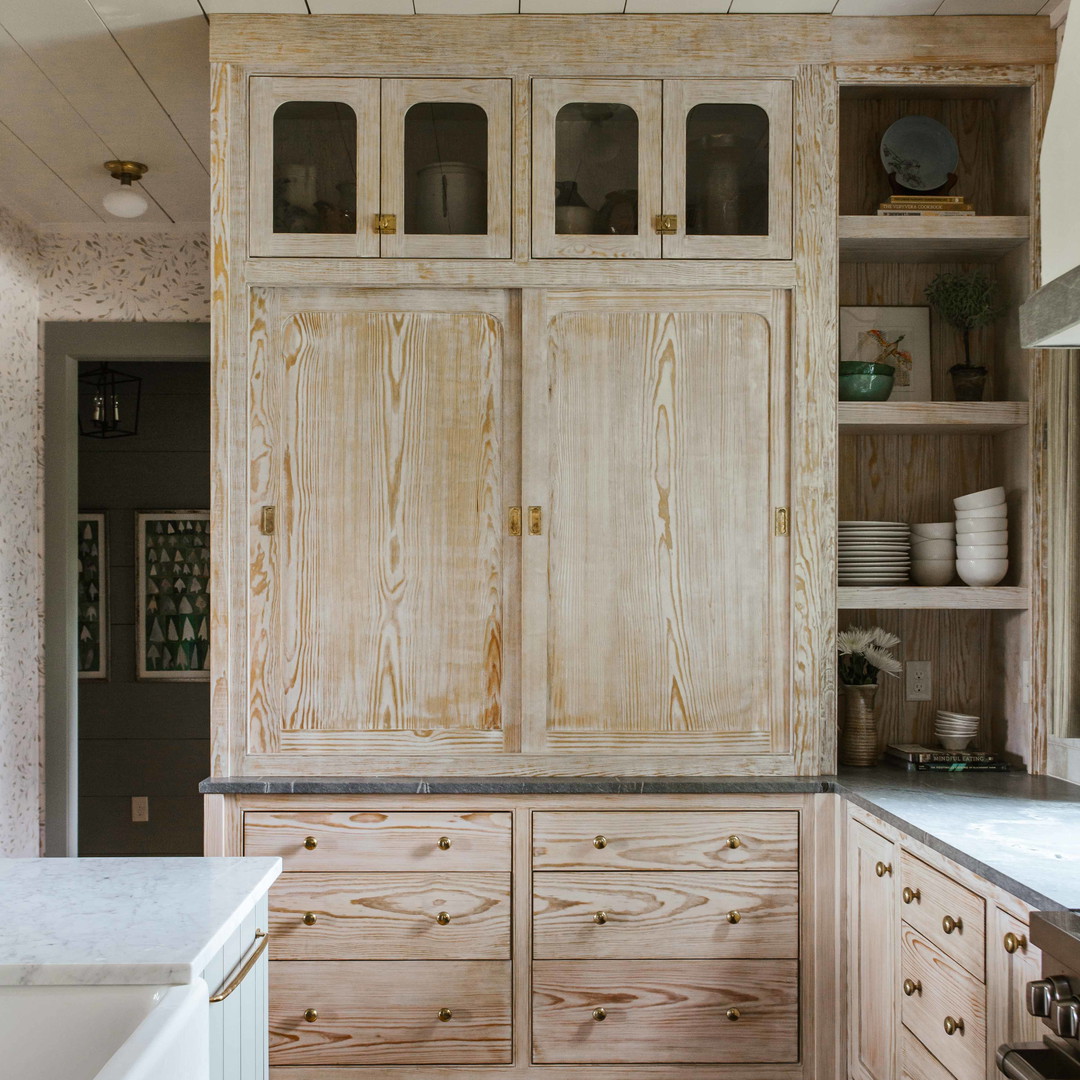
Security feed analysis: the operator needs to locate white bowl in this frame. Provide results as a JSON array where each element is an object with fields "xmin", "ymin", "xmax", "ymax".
[
  {"xmin": 956, "ymin": 558, "xmax": 1009, "ymax": 587},
  {"xmin": 957, "ymin": 544, "xmax": 1008, "ymax": 559},
  {"xmin": 911, "ymin": 561, "xmax": 955, "ymax": 586},
  {"xmin": 955, "ymin": 529, "xmax": 1008, "ymax": 546},
  {"xmin": 910, "ymin": 539, "xmax": 956, "ymax": 559},
  {"xmin": 937, "ymin": 710, "xmax": 980, "ymax": 721},
  {"xmin": 955, "ymin": 504, "xmax": 1006, "ymax": 520},
  {"xmin": 910, "ymin": 522, "xmax": 955, "ymax": 539},
  {"xmin": 938, "ymin": 735, "xmax": 974, "ymax": 751},
  {"xmin": 954, "ymin": 486, "xmax": 1006, "ymax": 510},
  {"xmin": 956, "ymin": 517, "xmax": 1008, "ymax": 534}
]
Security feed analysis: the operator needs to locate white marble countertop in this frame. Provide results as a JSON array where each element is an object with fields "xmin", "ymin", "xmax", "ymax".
[{"xmin": 0, "ymin": 857, "xmax": 281, "ymax": 987}]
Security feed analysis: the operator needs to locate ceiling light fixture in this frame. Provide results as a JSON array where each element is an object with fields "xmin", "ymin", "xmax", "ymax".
[{"xmin": 102, "ymin": 160, "xmax": 149, "ymax": 219}]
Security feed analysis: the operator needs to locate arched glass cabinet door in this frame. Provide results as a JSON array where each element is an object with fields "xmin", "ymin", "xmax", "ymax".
[
  {"xmin": 532, "ymin": 79, "xmax": 662, "ymax": 259},
  {"xmin": 380, "ymin": 79, "xmax": 511, "ymax": 258},
  {"xmin": 661, "ymin": 79, "xmax": 793, "ymax": 259}
]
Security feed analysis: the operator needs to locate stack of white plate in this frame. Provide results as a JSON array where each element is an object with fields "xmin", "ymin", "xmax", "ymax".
[
  {"xmin": 934, "ymin": 710, "xmax": 980, "ymax": 751},
  {"xmin": 910, "ymin": 522, "xmax": 955, "ymax": 586},
  {"xmin": 954, "ymin": 486, "xmax": 1008, "ymax": 587},
  {"xmin": 839, "ymin": 521, "xmax": 911, "ymax": 586}
]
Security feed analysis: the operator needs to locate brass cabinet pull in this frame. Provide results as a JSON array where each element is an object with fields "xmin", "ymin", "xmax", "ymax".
[
  {"xmin": 375, "ymin": 213, "xmax": 397, "ymax": 234},
  {"xmin": 727, "ymin": 835, "xmax": 742, "ymax": 850},
  {"xmin": 593, "ymin": 911, "xmax": 608, "ymax": 925},
  {"xmin": 727, "ymin": 910, "xmax": 742, "ymax": 924},
  {"xmin": 303, "ymin": 1008, "xmax": 318, "ymax": 1023},
  {"xmin": 1004, "ymin": 931, "xmax": 1028, "ymax": 954},
  {"xmin": 944, "ymin": 1016, "xmax": 965, "ymax": 1036},
  {"xmin": 528, "ymin": 505, "xmax": 543, "ymax": 535},
  {"xmin": 902, "ymin": 887, "xmax": 921, "ymax": 904},
  {"xmin": 593, "ymin": 835, "xmax": 608, "ymax": 849},
  {"xmin": 942, "ymin": 914, "xmax": 963, "ymax": 935},
  {"xmin": 259, "ymin": 505, "xmax": 276, "ymax": 535},
  {"xmin": 437, "ymin": 836, "xmax": 452, "ymax": 850},
  {"xmin": 436, "ymin": 911, "xmax": 451, "ymax": 926},
  {"xmin": 903, "ymin": 979, "xmax": 922, "ymax": 997},
  {"xmin": 508, "ymin": 506, "xmax": 522, "ymax": 536},
  {"xmin": 592, "ymin": 1007, "xmax": 607, "ymax": 1022},
  {"xmin": 303, "ymin": 835, "xmax": 318, "ymax": 850},
  {"xmin": 209, "ymin": 930, "xmax": 269, "ymax": 1003},
  {"xmin": 726, "ymin": 1008, "xmax": 741, "ymax": 1021},
  {"xmin": 875, "ymin": 861, "xmax": 893, "ymax": 878},
  {"xmin": 774, "ymin": 506, "xmax": 789, "ymax": 536},
  {"xmin": 438, "ymin": 1008, "xmax": 453, "ymax": 1022},
  {"xmin": 302, "ymin": 912, "xmax": 317, "ymax": 926}
]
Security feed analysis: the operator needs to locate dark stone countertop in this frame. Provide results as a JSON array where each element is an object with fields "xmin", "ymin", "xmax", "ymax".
[{"xmin": 201, "ymin": 767, "xmax": 1080, "ymax": 912}]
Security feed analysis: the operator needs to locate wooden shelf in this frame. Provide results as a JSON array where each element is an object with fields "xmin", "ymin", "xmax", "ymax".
[
  {"xmin": 838, "ymin": 216, "xmax": 1029, "ymax": 263},
  {"xmin": 838, "ymin": 401, "xmax": 1029, "ymax": 435},
  {"xmin": 838, "ymin": 586, "xmax": 1030, "ymax": 610}
]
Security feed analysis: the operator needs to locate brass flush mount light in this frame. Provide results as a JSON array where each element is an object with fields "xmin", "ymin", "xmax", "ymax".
[{"xmin": 103, "ymin": 160, "xmax": 149, "ymax": 219}]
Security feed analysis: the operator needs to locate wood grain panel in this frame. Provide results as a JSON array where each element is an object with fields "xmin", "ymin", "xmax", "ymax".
[
  {"xmin": 244, "ymin": 810, "xmax": 512, "ymax": 871},
  {"xmin": 269, "ymin": 959, "xmax": 511, "ymax": 1065},
  {"xmin": 532, "ymin": 871, "xmax": 799, "ymax": 959},
  {"xmin": 532, "ymin": 959, "xmax": 798, "ymax": 1064},
  {"xmin": 268, "ymin": 872, "xmax": 510, "ymax": 959},
  {"xmin": 987, "ymin": 907, "xmax": 1043, "ymax": 1077},
  {"xmin": 532, "ymin": 811, "xmax": 798, "ymax": 870},
  {"xmin": 902, "ymin": 1027, "xmax": 955, "ymax": 1080}
]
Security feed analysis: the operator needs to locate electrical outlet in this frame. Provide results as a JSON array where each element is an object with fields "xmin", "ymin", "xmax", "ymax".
[
  {"xmin": 131, "ymin": 796, "xmax": 149, "ymax": 823},
  {"xmin": 906, "ymin": 661, "xmax": 932, "ymax": 702}
]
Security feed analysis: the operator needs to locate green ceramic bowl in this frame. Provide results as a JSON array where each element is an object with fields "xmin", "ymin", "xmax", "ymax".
[{"xmin": 838, "ymin": 361, "xmax": 895, "ymax": 402}]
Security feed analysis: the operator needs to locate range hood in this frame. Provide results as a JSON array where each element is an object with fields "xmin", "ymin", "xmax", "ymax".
[{"xmin": 1020, "ymin": 7, "xmax": 1080, "ymax": 349}]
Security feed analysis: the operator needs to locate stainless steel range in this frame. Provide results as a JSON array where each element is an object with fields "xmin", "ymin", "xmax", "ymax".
[{"xmin": 998, "ymin": 911, "xmax": 1080, "ymax": 1079}]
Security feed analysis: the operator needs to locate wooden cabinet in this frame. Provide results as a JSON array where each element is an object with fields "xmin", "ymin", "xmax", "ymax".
[{"xmin": 987, "ymin": 906, "xmax": 1044, "ymax": 1076}]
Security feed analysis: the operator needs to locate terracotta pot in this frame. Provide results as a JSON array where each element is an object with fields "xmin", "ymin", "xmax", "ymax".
[{"xmin": 839, "ymin": 683, "xmax": 880, "ymax": 767}]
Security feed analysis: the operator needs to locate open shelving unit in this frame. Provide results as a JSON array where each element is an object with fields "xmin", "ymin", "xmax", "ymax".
[
  {"xmin": 838, "ymin": 215, "xmax": 1030, "ymax": 263},
  {"xmin": 838, "ymin": 586, "xmax": 1030, "ymax": 611},
  {"xmin": 838, "ymin": 401, "xmax": 1029, "ymax": 435}
]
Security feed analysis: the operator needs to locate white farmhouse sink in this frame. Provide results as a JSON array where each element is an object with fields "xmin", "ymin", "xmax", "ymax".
[{"xmin": 0, "ymin": 979, "xmax": 209, "ymax": 1080}]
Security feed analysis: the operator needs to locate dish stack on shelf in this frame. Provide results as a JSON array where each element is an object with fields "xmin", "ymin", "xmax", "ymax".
[
  {"xmin": 955, "ymin": 486, "xmax": 1009, "ymax": 586},
  {"xmin": 934, "ymin": 710, "xmax": 980, "ymax": 751},
  {"xmin": 838, "ymin": 521, "xmax": 911, "ymax": 586},
  {"xmin": 910, "ymin": 521, "xmax": 956, "ymax": 586}
]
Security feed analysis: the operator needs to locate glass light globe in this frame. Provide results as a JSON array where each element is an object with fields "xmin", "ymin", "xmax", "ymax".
[{"xmin": 103, "ymin": 186, "xmax": 148, "ymax": 218}]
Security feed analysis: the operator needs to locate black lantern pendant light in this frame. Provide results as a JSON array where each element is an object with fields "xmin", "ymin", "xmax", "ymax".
[{"xmin": 78, "ymin": 363, "xmax": 142, "ymax": 439}]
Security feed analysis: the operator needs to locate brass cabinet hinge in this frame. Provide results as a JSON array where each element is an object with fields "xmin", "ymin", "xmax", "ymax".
[
  {"xmin": 260, "ymin": 505, "xmax": 276, "ymax": 536},
  {"xmin": 375, "ymin": 213, "xmax": 397, "ymax": 235},
  {"xmin": 654, "ymin": 214, "xmax": 678, "ymax": 235},
  {"xmin": 528, "ymin": 506, "xmax": 543, "ymax": 535},
  {"xmin": 774, "ymin": 507, "xmax": 789, "ymax": 536},
  {"xmin": 508, "ymin": 506, "xmax": 522, "ymax": 536}
]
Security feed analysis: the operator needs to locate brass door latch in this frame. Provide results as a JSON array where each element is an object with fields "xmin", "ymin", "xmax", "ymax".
[
  {"xmin": 375, "ymin": 213, "xmax": 397, "ymax": 234},
  {"xmin": 654, "ymin": 214, "xmax": 678, "ymax": 235}
]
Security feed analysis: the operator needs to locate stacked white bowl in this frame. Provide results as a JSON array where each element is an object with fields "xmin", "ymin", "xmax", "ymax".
[
  {"xmin": 934, "ymin": 710, "xmax": 980, "ymax": 751},
  {"xmin": 954, "ymin": 486, "xmax": 1008, "ymax": 587},
  {"xmin": 910, "ymin": 522, "xmax": 956, "ymax": 586}
]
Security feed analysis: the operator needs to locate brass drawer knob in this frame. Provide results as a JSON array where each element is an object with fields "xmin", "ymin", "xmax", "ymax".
[
  {"xmin": 302, "ymin": 912, "xmax": 317, "ymax": 926},
  {"xmin": 303, "ymin": 836, "xmax": 318, "ymax": 850},
  {"xmin": 727, "ymin": 910, "xmax": 742, "ymax": 924},
  {"xmin": 592, "ymin": 1007, "xmax": 607, "ymax": 1022},
  {"xmin": 437, "ymin": 836, "xmax": 452, "ymax": 851},
  {"xmin": 593, "ymin": 835, "xmax": 608, "ymax": 849},
  {"xmin": 726, "ymin": 835, "xmax": 742, "ymax": 850},
  {"xmin": 944, "ymin": 1015, "xmax": 965, "ymax": 1036},
  {"xmin": 438, "ymin": 1007, "xmax": 453, "ymax": 1022},
  {"xmin": 1004, "ymin": 931, "xmax": 1028, "ymax": 954},
  {"xmin": 593, "ymin": 911, "xmax": 608, "ymax": 925},
  {"xmin": 436, "ymin": 911, "xmax": 451, "ymax": 926},
  {"xmin": 942, "ymin": 914, "xmax": 963, "ymax": 935},
  {"xmin": 902, "ymin": 887, "xmax": 921, "ymax": 905},
  {"xmin": 875, "ymin": 861, "xmax": 893, "ymax": 878},
  {"xmin": 303, "ymin": 1008, "xmax": 318, "ymax": 1023},
  {"xmin": 903, "ymin": 979, "xmax": 922, "ymax": 997},
  {"xmin": 726, "ymin": 1008, "xmax": 741, "ymax": 1021}
]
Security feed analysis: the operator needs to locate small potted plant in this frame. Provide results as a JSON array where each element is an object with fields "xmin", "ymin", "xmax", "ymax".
[
  {"xmin": 837, "ymin": 625, "xmax": 901, "ymax": 767},
  {"xmin": 924, "ymin": 271, "xmax": 1005, "ymax": 402}
]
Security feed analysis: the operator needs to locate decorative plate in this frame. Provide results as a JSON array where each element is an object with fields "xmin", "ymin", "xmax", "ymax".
[{"xmin": 880, "ymin": 116, "xmax": 960, "ymax": 192}]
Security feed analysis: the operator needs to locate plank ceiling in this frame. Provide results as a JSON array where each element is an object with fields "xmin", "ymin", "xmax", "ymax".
[{"xmin": 0, "ymin": 0, "xmax": 1064, "ymax": 227}]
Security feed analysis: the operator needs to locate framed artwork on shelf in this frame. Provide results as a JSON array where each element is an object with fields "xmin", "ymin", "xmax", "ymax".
[
  {"xmin": 77, "ymin": 512, "xmax": 107, "ymax": 680},
  {"xmin": 136, "ymin": 510, "xmax": 211, "ymax": 681},
  {"xmin": 840, "ymin": 305, "xmax": 932, "ymax": 402}
]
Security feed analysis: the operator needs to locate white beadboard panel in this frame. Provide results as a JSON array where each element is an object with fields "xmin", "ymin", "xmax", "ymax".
[
  {"xmin": 935, "ymin": 0, "xmax": 1046, "ymax": 11},
  {"xmin": 0, "ymin": 0, "xmax": 209, "ymax": 223},
  {"xmin": 414, "ymin": 0, "xmax": 520, "ymax": 12},
  {"xmin": 87, "ymin": 0, "xmax": 212, "ymax": 170},
  {"xmin": 198, "ymin": 0, "xmax": 306, "ymax": 10},
  {"xmin": 0, "ymin": 125, "xmax": 102, "ymax": 225},
  {"xmin": 521, "ymin": 1, "xmax": 625, "ymax": 11},
  {"xmin": 831, "ymin": 0, "xmax": 939, "ymax": 12},
  {"xmin": 729, "ymin": 0, "xmax": 833, "ymax": 10},
  {"xmin": 38, "ymin": 230, "xmax": 211, "ymax": 321},
  {"xmin": 307, "ymin": 0, "xmax": 414, "ymax": 11},
  {"xmin": 0, "ymin": 204, "xmax": 42, "ymax": 858}
]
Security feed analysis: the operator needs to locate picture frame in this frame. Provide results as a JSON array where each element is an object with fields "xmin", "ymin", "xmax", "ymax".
[
  {"xmin": 136, "ymin": 510, "xmax": 211, "ymax": 681},
  {"xmin": 77, "ymin": 512, "xmax": 108, "ymax": 680},
  {"xmin": 839, "ymin": 305, "xmax": 932, "ymax": 402}
]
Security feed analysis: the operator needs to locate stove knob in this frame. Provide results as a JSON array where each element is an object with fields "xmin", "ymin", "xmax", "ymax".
[
  {"xmin": 1027, "ymin": 976, "xmax": 1074, "ymax": 1018},
  {"xmin": 1051, "ymin": 997, "xmax": 1080, "ymax": 1039}
]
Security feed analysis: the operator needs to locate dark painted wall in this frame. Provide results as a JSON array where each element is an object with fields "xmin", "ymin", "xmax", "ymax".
[{"xmin": 78, "ymin": 360, "xmax": 210, "ymax": 855}]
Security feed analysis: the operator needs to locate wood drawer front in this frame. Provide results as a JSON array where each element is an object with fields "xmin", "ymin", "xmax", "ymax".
[
  {"xmin": 532, "ymin": 959, "xmax": 799, "ymax": 1064},
  {"xmin": 269, "ymin": 960, "xmax": 511, "ymax": 1065},
  {"xmin": 900, "ymin": 851, "xmax": 986, "ymax": 978},
  {"xmin": 901, "ymin": 926, "xmax": 986, "ymax": 1080},
  {"xmin": 532, "ymin": 812, "xmax": 799, "ymax": 870},
  {"xmin": 269, "ymin": 872, "xmax": 511, "ymax": 960},
  {"xmin": 533, "ymin": 871, "xmax": 799, "ymax": 960},
  {"xmin": 902, "ymin": 1027, "xmax": 956, "ymax": 1080},
  {"xmin": 244, "ymin": 811, "xmax": 512, "ymax": 871}
]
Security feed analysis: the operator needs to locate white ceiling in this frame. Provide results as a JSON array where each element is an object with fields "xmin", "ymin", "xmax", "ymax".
[{"xmin": 0, "ymin": 0, "xmax": 1064, "ymax": 228}]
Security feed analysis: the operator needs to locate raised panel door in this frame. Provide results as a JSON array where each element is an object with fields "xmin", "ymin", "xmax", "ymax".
[{"xmin": 987, "ymin": 907, "xmax": 1043, "ymax": 1077}]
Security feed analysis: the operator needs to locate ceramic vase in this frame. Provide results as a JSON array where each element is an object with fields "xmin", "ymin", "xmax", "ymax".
[{"xmin": 839, "ymin": 683, "xmax": 880, "ymax": 767}]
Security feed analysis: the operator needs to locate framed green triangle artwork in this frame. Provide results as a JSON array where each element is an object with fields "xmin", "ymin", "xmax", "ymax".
[
  {"xmin": 77, "ymin": 512, "xmax": 108, "ymax": 680},
  {"xmin": 136, "ymin": 510, "xmax": 211, "ymax": 682}
]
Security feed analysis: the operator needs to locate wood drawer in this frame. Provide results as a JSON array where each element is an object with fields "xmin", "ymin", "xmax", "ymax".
[
  {"xmin": 900, "ymin": 851, "xmax": 986, "ymax": 978},
  {"xmin": 902, "ymin": 1026, "xmax": 956, "ymax": 1080},
  {"xmin": 532, "ymin": 959, "xmax": 798, "ymax": 1064},
  {"xmin": 901, "ymin": 924, "xmax": 986, "ymax": 1080},
  {"xmin": 532, "ymin": 811, "xmax": 799, "ymax": 870},
  {"xmin": 533, "ymin": 871, "xmax": 799, "ymax": 960},
  {"xmin": 244, "ymin": 811, "xmax": 512, "ymax": 871},
  {"xmin": 269, "ymin": 872, "xmax": 511, "ymax": 960},
  {"xmin": 269, "ymin": 960, "xmax": 511, "ymax": 1065}
]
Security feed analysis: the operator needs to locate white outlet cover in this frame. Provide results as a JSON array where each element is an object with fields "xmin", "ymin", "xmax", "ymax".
[{"xmin": 906, "ymin": 660, "xmax": 932, "ymax": 702}]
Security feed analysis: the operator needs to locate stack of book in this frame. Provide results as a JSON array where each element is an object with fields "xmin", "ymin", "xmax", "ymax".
[
  {"xmin": 877, "ymin": 195, "xmax": 975, "ymax": 217},
  {"xmin": 885, "ymin": 743, "xmax": 1009, "ymax": 772}
]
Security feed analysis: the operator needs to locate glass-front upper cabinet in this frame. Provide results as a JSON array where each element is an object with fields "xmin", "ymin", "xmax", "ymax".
[{"xmin": 532, "ymin": 79, "xmax": 663, "ymax": 259}]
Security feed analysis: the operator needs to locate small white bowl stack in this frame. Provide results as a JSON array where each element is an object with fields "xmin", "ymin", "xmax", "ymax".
[
  {"xmin": 838, "ymin": 521, "xmax": 911, "ymax": 586},
  {"xmin": 910, "ymin": 521, "xmax": 956, "ymax": 586},
  {"xmin": 934, "ymin": 710, "xmax": 980, "ymax": 751},
  {"xmin": 954, "ymin": 486, "xmax": 1009, "ymax": 587}
]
